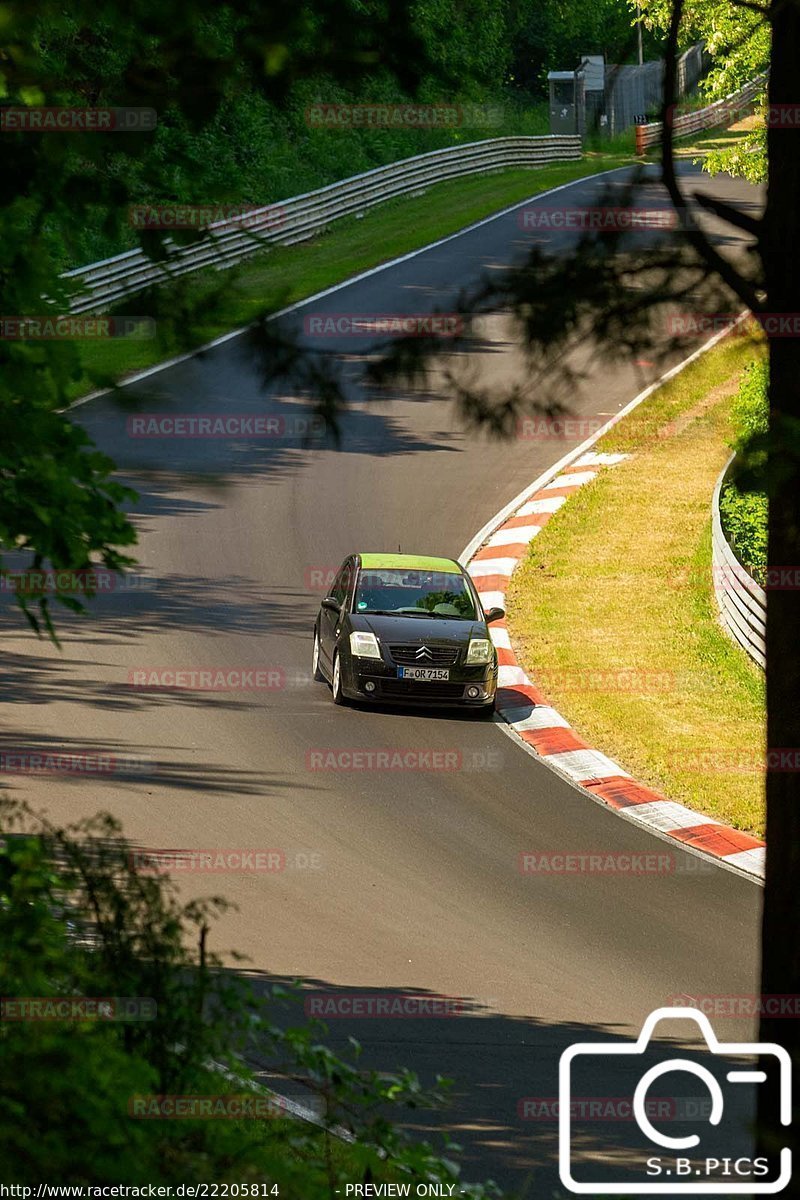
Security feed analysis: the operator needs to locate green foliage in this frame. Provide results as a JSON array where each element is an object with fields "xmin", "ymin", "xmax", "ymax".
[
  {"xmin": 0, "ymin": 801, "xmax": 499, "ymax": 1194},
  {"xmin": 410, "ymin": 0, "xmax": 510, "ymax": 93},
  {"xmin": 727, "ymin": 355, "xmax": 769, "ymax": 493},
  {"xmin": 635, "ymin": 0, "xmax": 770, "ymax": 181},
  {"xmin": 719, "ymin": 481, "xmax": 767, "ymax": 584},
  {"xmin": 731, "ymin": 358, "xmax": 768, "ymax": 450},
  {"xmin": 703, "ymin": 106, "xmax": 767, "ymax": 184},
  {"xmin": 720, "ymin": 359, "xmax": 768, "ymax": 582},
  {"xmin": 0, "ymin": 0, "xmax": 523, "ymax": 639},
  {"xmin": 508, "ymin": 0, "xmax": 664, "ymax": 95},
  {"xmin": 635, "ymin": 0, "xmax": 769, "ymax": 95}
]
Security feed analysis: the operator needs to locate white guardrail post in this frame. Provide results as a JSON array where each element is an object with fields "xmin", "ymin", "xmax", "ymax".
[
  {"xmin": 634, "ymin": 72, "xmax": 767, "ymax": 154},
  {"xmin": 63, "ymin": 135, "xmax": 582, "ymax": 314},
  {"xmin": 711, "ymin": 454, "xmax": 766, "ymax": 668}
]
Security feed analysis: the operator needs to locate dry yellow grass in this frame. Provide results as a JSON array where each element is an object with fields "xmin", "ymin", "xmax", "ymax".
[{"xmin": 506, "ymin": 337, "xmax": 766, "ymax": 835}]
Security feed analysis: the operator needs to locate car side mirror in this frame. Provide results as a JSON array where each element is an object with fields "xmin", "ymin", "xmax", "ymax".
[
  {"xmin": 321, "ymin": 596, "xmax": 341, "ymax": 613},
  {"xmin": 484, "ymin": 606, "xmax": 505, "ymax": 624}
]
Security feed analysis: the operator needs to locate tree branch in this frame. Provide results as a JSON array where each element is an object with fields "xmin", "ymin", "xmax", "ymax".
[{"xmin": 661, "ymin": 0, "xmax": 765, "ymax": 312}]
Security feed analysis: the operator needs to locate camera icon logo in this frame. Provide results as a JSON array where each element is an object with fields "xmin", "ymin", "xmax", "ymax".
[{"xmin": 559, "ymin": 1006, "xmax": 792, "ymax": 1193}]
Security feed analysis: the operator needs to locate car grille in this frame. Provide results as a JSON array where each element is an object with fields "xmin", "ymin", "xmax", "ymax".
[
  {"xmin": 389, "ymin": 644, "xmax": 460, "ymax": 667},
  {"xmin": 380, "ymin": 679, "xmax": 466, "ymax": 700}
]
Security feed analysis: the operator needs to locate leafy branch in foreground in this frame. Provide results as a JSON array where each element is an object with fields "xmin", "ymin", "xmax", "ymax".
[
  {"xmin": 359, "ymin": 171, "xmax": 753, "ymax": 431},
  {"xmin": 0, "ymin": 0, "xmax": 475, "ymax": 640},
  {"xmin": 0, "ymin": 799, "xmax": 499, "ymax": 1197}
]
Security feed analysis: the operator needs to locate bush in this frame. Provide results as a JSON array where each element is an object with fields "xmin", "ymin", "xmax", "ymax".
[
  {"xmin": 0, "ymin": 801, "xmax": 499, "ymax": 1195},
  {"xmin": 720, "ymin": 358, "xmax": 768, "ymax": 583},
  {"xmin": 719, "ymin": 481, "xmax": 768, "ymax": 585},
  {"xmin": 731, "ymin": 358, "xmax": 768, "ymax": 451}
]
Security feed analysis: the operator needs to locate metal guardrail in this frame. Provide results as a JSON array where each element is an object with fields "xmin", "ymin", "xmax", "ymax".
[
  {"xmin": 711, "ymin": 455, "xmax": 766, "ymax": 668},
  {"xmin": 64, "ymin": 135, "xmax": 582, "ymax": 314},
  {"xmin": 634, "ymin": 72, "xmax": 767, "ymax": 153}
]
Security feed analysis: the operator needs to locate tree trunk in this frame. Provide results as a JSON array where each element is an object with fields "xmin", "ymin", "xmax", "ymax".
[{"xmin": 758, "ymin": 0, "xmax": 800, "ymax": 1185}]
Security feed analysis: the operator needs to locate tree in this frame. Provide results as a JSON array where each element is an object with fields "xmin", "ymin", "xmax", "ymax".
[
  {"xmin": 636, "ymin": 0, "xmax": 770, "ymax": 181},
  {"xmin": 0, "ymin": 798, "xmax": 499, "ymax": 1193},
  {"xmin": 2, "ymin": 0, "xmax": 493, "ymax": 638},
  {"xmin": 507, "ymin": 0, "xmax": 664, "ymax": 96}
]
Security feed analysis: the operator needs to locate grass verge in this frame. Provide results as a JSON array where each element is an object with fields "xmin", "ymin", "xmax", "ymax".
[
  {"xmin": 505, "ymin": 334, "xmax": 767, "ymax": 837},
  {"xmin": 69, "ymin": 153, "xmax": 630, "ymax": 402},
  {"xmin": 648, "ymin": 112, "xmax": 761, "ymax": 161}
]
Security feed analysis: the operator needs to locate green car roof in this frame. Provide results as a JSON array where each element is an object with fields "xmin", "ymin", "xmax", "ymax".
[{"xmin": 358, "ymin": 553, "xmax": 462, "ymax": 574}]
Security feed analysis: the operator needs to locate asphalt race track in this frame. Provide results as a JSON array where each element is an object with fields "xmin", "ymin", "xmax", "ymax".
[{"xmin": 1, "ymin": 162, "xmax": 765, "ymax": 1194}]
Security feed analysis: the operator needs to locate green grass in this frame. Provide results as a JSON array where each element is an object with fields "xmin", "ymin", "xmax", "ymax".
[
  {"xmin": 645, "ymin": 110, "xmax": 761, "ymax": 161},
  {"xmin": 506, "ymin": 335, "xmax": 767, "ymax": 837},
  {"xmin": 69, "ymin": 153, "xmax": 631, "ymax": 402}
]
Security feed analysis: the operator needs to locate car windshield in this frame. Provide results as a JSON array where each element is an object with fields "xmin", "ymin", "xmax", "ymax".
[{"xmin": 354, "ymin": 567, "xmax": 477, "ymax": 619}]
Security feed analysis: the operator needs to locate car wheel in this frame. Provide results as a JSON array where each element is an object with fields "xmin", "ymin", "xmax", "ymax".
[
  {"xmin": 331, "ymin": 652, "xmax": 347, "ymax": 705},
  {"xmin": 312, "ymin": 629, "xmax": 325, "ymax": 682}
]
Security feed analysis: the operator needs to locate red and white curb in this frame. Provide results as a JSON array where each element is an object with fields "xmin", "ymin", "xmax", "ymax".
[{"xmin": 464, "ymin": 450, "xmax": 766, "ymax": 882}]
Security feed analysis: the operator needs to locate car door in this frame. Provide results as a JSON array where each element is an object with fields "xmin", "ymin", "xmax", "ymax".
[{"xmin": 318, "ymin": 558, "xmax": 352, "ymax": 673}]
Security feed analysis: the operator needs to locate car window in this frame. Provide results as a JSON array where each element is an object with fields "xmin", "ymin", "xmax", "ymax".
[
  {"xmin": 338, "ymin": 563, "xmax": 353, "ymax": 606},
  {"xmin": 354, "ymin": 568, "xmax": 477, "ymax": 619},
  {"xmin": 330, "ymin": 560, "xmax": 352, "ymax": 606}
]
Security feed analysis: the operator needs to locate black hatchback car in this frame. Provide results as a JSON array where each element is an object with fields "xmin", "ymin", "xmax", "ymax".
[{"xmin": 312, "ymin": 553, "xmax": 504, "ymax": 714}]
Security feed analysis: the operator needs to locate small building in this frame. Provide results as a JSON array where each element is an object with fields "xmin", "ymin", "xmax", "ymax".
[
  {"xmin": 547, "ymin": 70, "xmax": 583, "ymax": 136},
  {"xmin": 548, "ymin": 59, "xmax": 608, "ymax": 138}
]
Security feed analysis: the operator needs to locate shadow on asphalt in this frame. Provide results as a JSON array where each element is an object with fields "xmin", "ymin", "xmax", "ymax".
[{"xmin": 237, "ymin": 974, "xmax": 765, "ymax": 1199}]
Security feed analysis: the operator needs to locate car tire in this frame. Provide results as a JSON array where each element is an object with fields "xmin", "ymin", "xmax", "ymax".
[
  {"xmin": 312, "ymin": 629, "xmax": 325, "ymax": 682},
  {"xmin": 474, "ymin": 700, "xmax": 496, "ymax": 719},
  {"xmin": 331, "ymin": 652, "xmax": 347, "ymax": 705}
]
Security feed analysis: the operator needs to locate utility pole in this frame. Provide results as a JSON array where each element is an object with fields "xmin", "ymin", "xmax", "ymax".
[{"xmin": 636, "ymin": 2, "xmax": 644, "ymax": 64}]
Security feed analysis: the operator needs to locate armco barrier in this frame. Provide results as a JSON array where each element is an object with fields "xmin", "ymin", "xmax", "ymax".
[
  {"xmin": 711, "ymin": 455, "xmax": 766, "ymax": 668},
  {"xmin": 64, "ymin": 136, "xmax": 581, "ymax": 314},
  {"xmin": 635, "ymin": 73, "xmax": 767, "ymax": 154}
]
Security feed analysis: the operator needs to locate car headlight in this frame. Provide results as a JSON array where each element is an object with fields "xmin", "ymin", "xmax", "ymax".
[
  {"xmin": 466, "ymin": 638, "xmax": 492, "ymax": 664},
  {"xmin": 350, "ymin": 630, "xmax": 382, "ymax": 659}
]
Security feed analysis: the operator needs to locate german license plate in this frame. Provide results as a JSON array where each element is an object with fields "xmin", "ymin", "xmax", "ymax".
[{"xmin": 398, "ymin": 667, "xmax": 450, "ymax": 681}]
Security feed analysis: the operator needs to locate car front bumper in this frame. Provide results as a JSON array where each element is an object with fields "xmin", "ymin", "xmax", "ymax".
[{"xmin": 342, "ymin": 655, "xmax": 498, "ymax": 707}]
